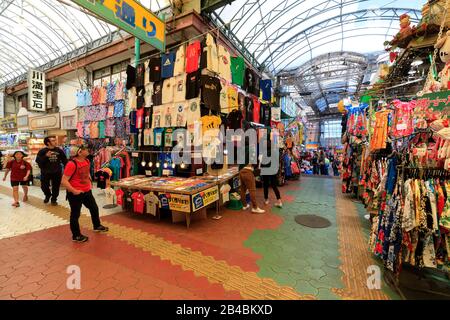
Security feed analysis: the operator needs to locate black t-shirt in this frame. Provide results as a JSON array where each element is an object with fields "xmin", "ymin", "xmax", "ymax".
[
  {"xmin": 245, "ymin": 97, "xmax": 254, "ymax": 122},
  {"xmin": 152, "ymin": 81, "xmax": 163, "ymax": 106},
  {"xmin": 253, "ymin": 74, "xmax": 261, "ymax": 96},
  {"xmin": 126, "ymin": 65, "xmax": 136, "ymax": 90},
  {"xmin": 227, "ymin": 110, "xmax": 243, "ymax": 130},
  {"xmin": 243, "ymin": 68, "xmax": 257, "ymax": 93},
  {"xmin": 149, "ymin": 57, "xmax": 162, "ymax": 82},
  {"xmin": 200, "ymin": 38, "xmax": 207, "ymax": 70},
  {"xmin": 261, "ymin": 103, "xmax": 271, "ymax": 126},
  {"xmin": 186, "ymin": 71, "xmax": 201, "ymax": 100},
  {"xmin": 95, "ymin": 171, "xmax": 110, "ymax": 189},
  {"xmin": 137, "ymin": 88, "xmax": 145, "ymax": 109},
  {"xmin": 200, "ymin": 75, "xmax": 222, "ymax": 112},
  {"xmin": 136, "ymin": 63, "xmax": 145, "ymax": 90}
]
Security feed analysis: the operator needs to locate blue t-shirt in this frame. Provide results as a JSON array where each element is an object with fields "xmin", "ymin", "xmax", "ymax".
[
  {"xmin": 114, "ymin": 100, "xmax": 124, "ymax": 117},
  {"xmin": 107, "ymin": 83, "xmax": 116, "ymax": 103},
  {"xmin": 161, "ymin": 52, "xmax": 175, "ymax": 79},
  {"xmin": 158, "ymin": 194, "xmax": 170, "ymax": 210},
  {"xmin": 76, "ymin": 91, "xmax": 84, "ymax": 107},
  {"xmin": 129, "ymin": 111, "xmax": 138, "ymax": 134},
  {"xmin": 109, "ymin": 158, "xmax": 122, "ymax": 181},
  {"xmin": 260, "ymin": 79, "xmax": 272, "ymax": 101},
  {"xmin": 85, "ymin": 89, "xmax": 92, "ymax": 107}
]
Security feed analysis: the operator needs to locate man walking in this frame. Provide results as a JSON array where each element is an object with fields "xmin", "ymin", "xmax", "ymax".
[
  {"xmin": 36, "ymin": 136, "xmax": 67, "ymax": 205},
  {"xmin": 61, "ymin": 145, "xmax": 108, "ymax": 243}
]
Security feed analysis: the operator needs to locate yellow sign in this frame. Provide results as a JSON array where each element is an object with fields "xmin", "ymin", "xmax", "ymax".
[
  {"xmin": 166, "ymin": 193, "xmax": 191, "ymax": 213},
  {"xmin": 72, "ymin": 0, "xmax": 166, "ymax": 52},
  {"xmin": 192, "ymin": 186, "xmax": 219, "ymax": 212}
]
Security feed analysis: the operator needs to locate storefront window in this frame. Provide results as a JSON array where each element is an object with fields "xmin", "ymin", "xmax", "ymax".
[
  {"xmin": 320, "ymin": 119, "xmax": 342, "ymax": 147},
  {"xmin": 93, "ymin": 61, "xmax": 128, "ymax": 86}
]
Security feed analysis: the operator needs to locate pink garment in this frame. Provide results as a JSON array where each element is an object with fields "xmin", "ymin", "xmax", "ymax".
[{"xmin": 392, "ymin": 100, "xmax": 415, "ymax": 137}]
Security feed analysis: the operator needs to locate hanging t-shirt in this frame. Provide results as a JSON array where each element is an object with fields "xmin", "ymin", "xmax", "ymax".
[
  {"xmin": 161, "ymin": 51, "xmax": 175, "ymax": 79},
  {"xmin": 136, "ymin": 63, "xmax": 146, "ymax": 90},
  {"xmin": 231, "ymin": 57, "xmax": 245, "ymax": 87},
  {"xmin": 174, "ymin": 101, "xmax": 187, "ymax": 127},
  {"xmin": 186, "ymin": 98, "xmax": 201, "ymax": 125},
  {"xmin": 201, "ymin": 115, "xmax": 222, "ymax": 133},
  {"xmin": 253, "ymin": 97, "xmax": 261, "ymax": 124},
  {"xmin": 244, "ymin": 68, "xmax": 257, "ymax": 94},
  {"xmin": 152, "ymin": 105, "xmax": 163, "ymax": 128},
  {"xmin": 187, "ymin": 121, "xmax": 202, "ymax": 146},
  {"xmin": 200, "ymin": 75, "xmax": 222, "ymax": 112},
  {"xmin": 149, "ymin": 57, "xmax": 162, "ymax": 82},
  {"xmin": 227, "ymin": 86, "xmax": 239, "ymax": 111},
  {"xmin": 107, "ymin": 104, "xmax": 114, "ymax": 118},
  {"xmin": 110, "ymin": 158, "xmax": 122, "ymax": 181},
  {"xmin": 95, "ymin": 170, "xmax": 110, "ymax": 189},
  {"xmin": 152, "ymin": 81, "xmax": 163, "ymax": 106},
  {"xmin": 128, "ymin": 87, "xmax": 137, "ymax": 110},
  {"xmin": 172, "ymin": 74, "xmax": 187, "ymax": 103},
  {"xmin": 260, "ymin": 79, "xmax": 272, "ymax": 101},
  {"xmin": 76, "ymin": 121, "xmax": 83, "ymax": 138},
  {"xmin": 126, "ymin": 65, "xmax": 136, "ymax": 90},
  {"xmin": 162, "ymin": 78, "xmax": 174, "ymax": 105},
  {"xmin": 105, "ymin": 119, "xmax": 115, "ymax": 137},
  {"xmin": 261, "ymin": 104, "xmax": 272, "ymax": 126},
  {"xmin": 154, "ymin": 128, "xmax": 164, "ymax": 147},
  {"xmin": 144, "ymin": 128, "xmax": 153, "ymax": 146},
  {"xmin": 158, "ymin": 194, "xmax": 170, "ymax": 210},
  {"xmin": 137, "ymin": 88, "xmax": 145, "ymax": 109},
  {"xmin": 144, "ymin": 83, "xmax": 153, "ymax": 108},
  {"xmin": 116, "ymin": 189, "xmax": 124, "ymax": 206},
  {"xmin": 98, "ymin": 121, "xmax": 106, "ymax": 139},
  {"xmin": 245, "ymin": 97, "xmax": 254, "ymax": 122},
  {"xmin": 204, "ymin": 33, "xmax": 219, "ymax": 73},
  {"xmin": 90, "ymin": 122, "xmax": 99, "ymax": 139},
  {"xmin": 164, "ymin": 128, "xmax": 174, "ymax": 147},
  {"xmin": 114, "ymin": 100, "xmax": 125, "ymax": 117},
  {"xmin": 144, "ymin": 192, "xmax": 159, "ymax": 216},
  {"xmin": 115, "ymin": 81, "xmax": 125, "ymax": 101},
  {"xmin": 163, "ymin": 104, "xmax": 175, "ymax": 128},
  {"xmin": 185, "ymin": 71, "xmax": 201, "ymax": 100},
  {"xmin": 186, "ymin": 41, "xmax": 201, "ymax": 73},
  {"xmin": 144, "ymin": 60, "xmax": 151, "ymax": 86},
  {"xmin": 104, "ymin": 187, "xmax": 116, "ymax": 205},
  {"xmin": 173, "ymin": 45, "xmax": 185, "ymax": 76},
  {"xmin": 220, "ymin": 79, "xmax": 229, "ymax": 114},
  {"xmin": 218, "ymin": 45, "xmax": 232, "ymax": 82},
  {"xmin": 131, "ymin": 192, "xmax": 145, "ymax": 214},
  {"xmin": 271, "ymin": 106, "xmax": 281, "ymax": 121},
  {"xmin": 227, "ymin": 109, "xmax": 243, "ymax": 130},
  {"xmin": 136, "ymin": 108, "xmax": 144, "ymax": 129}
]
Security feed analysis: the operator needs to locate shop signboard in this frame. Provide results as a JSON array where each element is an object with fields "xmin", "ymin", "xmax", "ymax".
[
  {"xmin": 191, "ymin": 186, "xmax": 219, "ymax": 212},
  {"xmin": 166, "ymin": 193, "xmax": 191, "ymax": 213},
  {"xmin": 28, "ymin": 69, "xmax": 46, "ymax": 112},
  {"xmin": 0, "ymin": 115, "xmax": 17, "ymax": 130},
  {"xmin": 29, "ymin": 114, "xmax": 60, "ymax": 131},
  {"xmin": 72, "ymin": 0, "xmax": 166, "ymax": 52}
]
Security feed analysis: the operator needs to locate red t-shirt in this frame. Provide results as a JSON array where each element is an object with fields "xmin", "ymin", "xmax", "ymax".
[
  {"xmin": 253, "ymin": 97, "xmax": 261, "ymax": 124},
  {"xmin": 186, "ymin": 41, "xmax": 201, "ymax": 73},
  {"xmin": 6, "ymin": 160, "xmax": 31, "ymax": 181},
  {"xmin": 131, "ymin": 192, "xmax": 145, "ymax": 214},
  {"xmin": 116, "ymin": 189, "xmax": 124, "ymax": 206},
  {"xmin": 136, "ymin": 107, "xmax": 144, "ymax": 129},
  {"xmin": 63, "ymin": 159, "xmax": 92, "ymax": 192}
]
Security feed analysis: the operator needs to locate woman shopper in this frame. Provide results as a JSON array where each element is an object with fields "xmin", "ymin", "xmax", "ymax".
[
  {"xmin": 3, "ymin": 151, "xmax": 31, "ymax": 207},
  {"xmin": 260, "ymin": 138, "xmax": 282, "ymax": 208},
  {"xmin": 61, "ymin": 145, "xmax": 109, "ymax": 243},
  {"xmin": 239, "ymin": 138, "xmax": 265, "ymax": 214}
]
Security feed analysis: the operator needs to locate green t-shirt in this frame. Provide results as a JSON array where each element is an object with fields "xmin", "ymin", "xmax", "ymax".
[
  {"xmin": 231, "ymin": 57, "xmax": 245, "ymax": 87},
  {"xmin": 98, "ymin": 121, "xmax": 106, "ymax": 139}
]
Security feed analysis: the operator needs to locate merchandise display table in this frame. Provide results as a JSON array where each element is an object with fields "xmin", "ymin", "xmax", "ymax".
[{"xmin": 111, "ymin": 167, "xmax": 240, "ymax": 228}]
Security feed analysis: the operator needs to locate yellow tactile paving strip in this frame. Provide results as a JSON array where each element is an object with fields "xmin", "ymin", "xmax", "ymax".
[
  {"xmin": 333, "ymin": 182, "xmax": 390, "ymax": 300},
  {"xmin": 0, "ymin": 186, "xmax": 314, "ymax": 300}
]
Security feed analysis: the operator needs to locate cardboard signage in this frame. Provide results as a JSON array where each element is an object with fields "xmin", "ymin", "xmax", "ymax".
[
  {"xmin": 191, "ymin": 186, "xmax": 219, "ymax": 212},
  {"xmin": 166, "ymin": 193, "xmax": 191, "ymax": 213}
]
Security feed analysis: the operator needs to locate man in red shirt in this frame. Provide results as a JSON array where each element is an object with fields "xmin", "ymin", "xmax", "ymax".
[
  {"xmin": 2, "ymin": 151, "xmax": 31, "ymax": 207},
  {"xmin": 61, "ymin": 145, "xmax": 109, "ymax": 243}
]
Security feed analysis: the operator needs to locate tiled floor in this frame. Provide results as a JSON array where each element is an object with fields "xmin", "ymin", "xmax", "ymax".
[{"xmin": 0, "ymin": 176, "xmax": 398, "ymax": 300}]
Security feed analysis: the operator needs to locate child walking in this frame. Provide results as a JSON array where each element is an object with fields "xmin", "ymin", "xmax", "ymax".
[{"xmin": 3, "ymin": 151, "xmax": 31, "ymax": 207}]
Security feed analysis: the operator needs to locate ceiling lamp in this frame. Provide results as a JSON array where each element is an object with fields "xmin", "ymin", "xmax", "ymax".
[{"xmin": 411, "ymin": 59, "xmax": 423, "ymax": 67}]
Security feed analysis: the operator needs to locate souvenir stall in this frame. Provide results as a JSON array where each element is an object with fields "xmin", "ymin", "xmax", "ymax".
[{"xmin": 108, "ymin": 31, "xmax": 281, "ymax": 226}]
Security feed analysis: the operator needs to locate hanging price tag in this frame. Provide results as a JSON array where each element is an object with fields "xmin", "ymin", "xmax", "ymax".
[{"xmin": 132, "ymin": 152, "xmax": 139, "ymax": 158}]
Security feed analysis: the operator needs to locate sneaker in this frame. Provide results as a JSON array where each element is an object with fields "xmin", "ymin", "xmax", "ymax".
[
  {"xmin": 242, "ymin": 205, "xmax": 250, "ymax": 211},
  {"xmin": 251, "ymin": 207, "xmax": 265, "ymax": 214},
  {"xmin": 264, "ymin": 199, "xmax": 270, "ymax": 205},
  {"xmin": 51, "ymin": 201, "xmax": 58, "ymax": 206},
  {"xmin": 275, "ymin": 201, "xmax": 283, "ymax": 208},
  {"xmin": 72, "ymin": 235, "xmax": 89, "ymax": 243},
  {"xmin": 44, "ymin": 196, "xmax": 51, "ymax": 204},
  {"xmin": 94, "ymin": 225, "xmax": 109, "ymax": 233}
]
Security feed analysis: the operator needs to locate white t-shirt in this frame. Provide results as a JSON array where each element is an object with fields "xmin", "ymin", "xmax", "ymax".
[
  {"xmin": 152, "ymin": 105, "xmax": 163, "ymax": 128},
  {"xmin": 105, "ymin": 187, "xmax": 116, "ymax": 205},
  {"xmin": 218, "ymin": 45, "xmax": 232, "ymax": 82},
  {"xmin": 186, "ymin": 98, "xmax": 201, "ymax": 125},
  {"xmin": 162, "ymin": 78, "xmax": 174, "ymax": 104},
  {"xmin": 205, "ymin": 33, "xmax": 219, "ymax": 73},
  {"xmin": 144, "ymin": 192, "xmax": 159, "ymax": 216},
  {"xmin": 144, "ymin": 60, "xmax": 151, "ymax": 86},
  {"xmin": 220, "ymin": 184, "xmax": 231, "ymax": 203},
  {"xmin": 173, "ymin": 74, "xmax": 187, "ymax": 103},
  {"xmin": 271, "ymin": 107, "xmax": 281, "ymax": 121},
  {"xmin": 173, "ymin": 45, "xmax": 185, "ymax": 76},
  {"xmin": 163, "ymin": 103, "xmax": 175, "ymax": 127},
  {"xmin": 219, "ymin": 79, "xmax": 229, "ymax": 114},
  {"xmin": 144, "ymin": 82, "xmax": 153, "ymax": 108},
  {"xmin": 187, "ymin": 121, "xmax": 202, "ymax": 146},
  {"xmin": 128, "ymin": 87, "xmax": 137, "ymax": 110},
  {"xmin": 144, "ymin": 128, "xmax": 153, "ymax": 145},
  {"xmin": 173, "ymin": 101, "xmax": 188, "ymax": 127}
]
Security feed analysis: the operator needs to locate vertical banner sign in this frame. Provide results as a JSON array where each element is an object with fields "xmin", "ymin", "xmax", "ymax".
[
  {"xmin": 0, "ymin": 91, "xmax": 4, "ymax": 119},
  {"xmin": 28, "ymin": 69, "xmax": 46, "ymax": 112},
  {"xmin": 71, "ymin": 0, "xmax": 166, "ymax": 52}
]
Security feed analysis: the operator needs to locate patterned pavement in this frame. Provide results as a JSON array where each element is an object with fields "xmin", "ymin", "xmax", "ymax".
[{"xmin": 0, "ymin": 175, "xmax": 396, "ymax": 300}]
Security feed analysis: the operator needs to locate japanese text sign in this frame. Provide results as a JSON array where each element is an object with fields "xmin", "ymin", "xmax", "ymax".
[
  {"xmin": 28, "ymin": 69, "xmax": 46, "ymax": 112},
  {"xmin": 72, "ymin": 0, "xmax": 165, "ymax": 52}
]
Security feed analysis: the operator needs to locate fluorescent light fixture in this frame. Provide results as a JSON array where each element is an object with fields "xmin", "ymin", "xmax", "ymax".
[{"xmin": 411, "ymin": 59, "xmax": 423, "ymax": 67}]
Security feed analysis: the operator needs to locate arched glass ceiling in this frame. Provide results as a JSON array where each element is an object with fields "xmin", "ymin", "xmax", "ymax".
[
  {"xmin": 214, "ymin": 0, "xmax": 423, "ymax": 73},
  {"xmin": 0, "ymin": 0, "xmax": 170, "ymax": 86}
]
